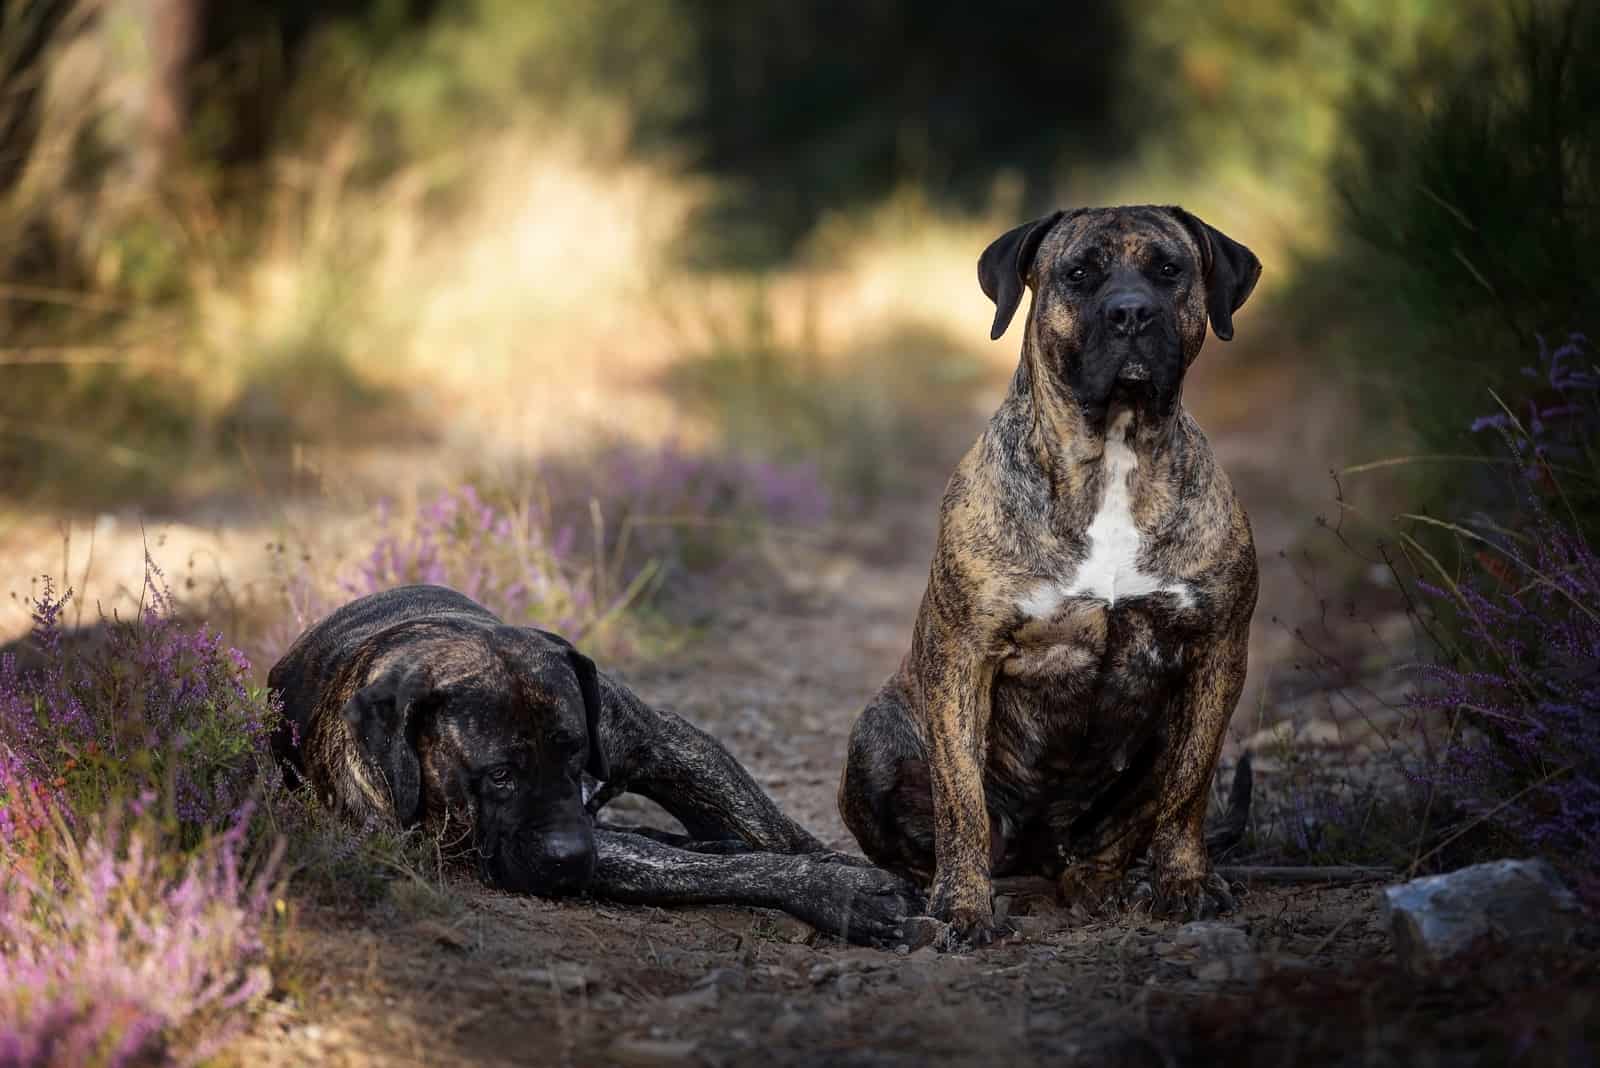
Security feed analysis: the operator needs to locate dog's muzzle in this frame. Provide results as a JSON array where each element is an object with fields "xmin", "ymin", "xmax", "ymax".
[
  {"xmin": 484, "ymin": 827, "xmax": 596, "ymax": 896},
  {"xmin": 1103, "ymin": 288, "xmax": 1160, "ymax": 383},
  {"xmin": 478, "ymin": 797, "xmax": 598, "ymax": 897},
  {"xmin": 1098, "ymin": 286, "xmax": 1177, "ymax": 397}
]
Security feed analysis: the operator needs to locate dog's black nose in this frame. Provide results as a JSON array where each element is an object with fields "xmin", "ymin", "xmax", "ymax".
[
  {"xmin": 534, "ymin": 829, "xmax": 597, "ymax": 895},
  {"xmin": 488, "ymin": 824, "xmax": 597, "ymax": 896},
  {"xmin": 1104, "ymin": 292, "xmax": 1156, "ymax": 337}
]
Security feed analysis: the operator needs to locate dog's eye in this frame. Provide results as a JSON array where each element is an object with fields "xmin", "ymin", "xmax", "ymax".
[
  {"xmin": 486, "ymin": 767, "xmax": 516, "ymax": 793},
  {"xmin": 1160, "ymin": 263, "xmax": 1181, "ymax": 278},
  {"xmin": 1067, "ymin": 267, "xmax": 1088, "ymax": 283}
]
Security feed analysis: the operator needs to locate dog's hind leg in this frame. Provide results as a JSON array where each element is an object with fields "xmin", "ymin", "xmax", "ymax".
[
  {"xmin": 594, "ymin": 677, "xmax": 827, "ymax": 854},
  {"xmin": 589, "ymin": 829, "xmax": 921, "ymax": 946},
  {"xmin": 837, "ymin": 680, "xmax": 941, "ymax": 883}
]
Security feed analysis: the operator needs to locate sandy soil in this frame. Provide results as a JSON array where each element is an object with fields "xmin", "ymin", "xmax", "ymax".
[
  {"xmin": 15, "ymin": 354, "xmax": 1572, "ymax": 1067},
  {"xmin": 234, "ymin": 501, "xmax": 1403, "ymax": 1068},
  {"xmin": 221, "ymin": 369, "xmax": 1442, "ymax": 1067},
  {"xmin": 230, "ymin": 498, "xmax": 1594, "ymax": 1065}
]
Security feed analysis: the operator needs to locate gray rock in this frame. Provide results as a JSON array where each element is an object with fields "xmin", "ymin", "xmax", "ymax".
[
  {"xmin": 1161, "ymin": 922, "xmax": 1260, "ymax": 983},
  {"xmin": 808, "ymin": 960, "xmax": 842, "ymax": 985},
  {"xmin": 1380, "ymin": 858, "xmax": 1584, "ymax": 974},
  {"xmin": 695, "ymin": 967, "xmax": 746, "ymax": 993},
  {"xmin": 1172, "ymin": 921, "xmax": 1251, "ymax": 958},
  {"xmin": 1193, "ymin": 954, "xmax": 1261, "ymax": 983}
]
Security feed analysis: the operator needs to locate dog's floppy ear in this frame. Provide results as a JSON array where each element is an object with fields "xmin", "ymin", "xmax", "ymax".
[
  {"xmin": 977, "ymin": 210, "xmax": 1065, "ymax": 341},
  {"xmin": 1170, "ymin": 207, "xmax": 1262, "ymax": 342},
  {"xmin": 564, "ymin": 647, "xmax": 610, "ymax": 782},
  {"xmin": 340, "ymin": 664, "xmax": 430, "ymax": 826},
  {"xmin": 527, "ymin": 627, "xmax": 612, "ymax": 781}
]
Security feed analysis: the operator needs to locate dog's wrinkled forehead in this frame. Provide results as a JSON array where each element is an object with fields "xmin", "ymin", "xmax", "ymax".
[
  {"xmin": 411, "ymin": 633, "xmax": 581, "ymax": 755},
  {"xmin": 1033, "ymin": 207, "xmax": 1201, "ymax": 282},
  {"xmin": 494, "ymin": 629, "xmax": 590, "ymax": 747},
  {"xmin": 387, "ymin": 635, "xmax": 505, "ymax": 689},
  {"xmin": 506, "ymin": 648, "xmax": 585, "ymax": 730}
]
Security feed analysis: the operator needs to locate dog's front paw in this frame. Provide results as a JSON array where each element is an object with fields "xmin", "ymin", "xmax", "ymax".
[
  {"xmin": 790, "ymin": 862, "xmax": 925, "ymax": 947},
  {"xmin": 1154, "ymin": 870, "xmax": 1237, "ymax": 920},
  {"xmin": 929, "ymin": 870, "xmax": 995, "ymax": 949}
]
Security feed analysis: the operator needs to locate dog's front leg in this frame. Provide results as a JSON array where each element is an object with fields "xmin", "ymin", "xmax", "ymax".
[
  {"xmin": 595, "ymin": 677, "xmax": 826, "ymax": 854},
  {"xmin": 1146, "ymin": 613, "xmax": 1251, "ymax": 918},
  {"xmin": 917, "ymin": 615, "xmax": 1000, "ymax": 945},
  {"xmin": 589, "ymin": 829, "xmax": 920, "ymax": 946}
]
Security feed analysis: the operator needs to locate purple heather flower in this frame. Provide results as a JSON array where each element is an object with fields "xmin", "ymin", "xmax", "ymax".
[
  {"xmin": 0, "ymin": 811, "xmax": 281, "ymax": 1067},
  {"xmin": 0, "ymin": 555, "xmax": 282, "ymax": 846},
  {"xmin": 1420, "ymin": 334, "xmax": 1600, "ymax": 903}
]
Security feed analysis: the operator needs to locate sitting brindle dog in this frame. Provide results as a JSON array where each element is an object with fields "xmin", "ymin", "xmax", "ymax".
[
  {"xmin": 839, "ymin": 205, "xmax": 1260, "ymax": 946},
  {"xmin": 270, "ymin": 585, "xmax": 921, "ymax": 945}
]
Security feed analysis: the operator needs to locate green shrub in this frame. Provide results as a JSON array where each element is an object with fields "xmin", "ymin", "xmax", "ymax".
[{"xmin": 1300, "ymin": 2, "xmax": 1599, "ymax": 488}]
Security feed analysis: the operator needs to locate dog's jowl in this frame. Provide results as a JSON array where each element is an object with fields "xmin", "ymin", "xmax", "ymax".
[
  {"xmin": 838, "ymin": 205, "xmax": 1261, "ymax": 945},
  {"xmin": 271, "ymin": 584, "xmax": 922, "ymax": 944}
]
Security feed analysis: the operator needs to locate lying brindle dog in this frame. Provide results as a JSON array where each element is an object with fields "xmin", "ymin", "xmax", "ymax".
[{"xmin": 269, "ymin": 585, "xmax": 921, "ymax": 944}]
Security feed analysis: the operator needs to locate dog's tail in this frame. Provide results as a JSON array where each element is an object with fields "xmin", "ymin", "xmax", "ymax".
[{"xmin": 1204, "ymin": 751, "xmax": 1252, "ymax": 858}]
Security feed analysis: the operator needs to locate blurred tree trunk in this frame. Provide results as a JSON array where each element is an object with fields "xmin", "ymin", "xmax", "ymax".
[{"xmin": 127, "ymin": 0, "xmax": 198, "ymax": 193}]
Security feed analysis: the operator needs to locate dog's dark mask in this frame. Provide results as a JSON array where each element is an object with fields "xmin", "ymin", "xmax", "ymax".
[
  {"xmin": 342, "ymin": 628, "xmax": 609, "ymax": 897},
  {"xmin": 978, "ymin": 205, "xmax": 1261, "ymax": 422}
]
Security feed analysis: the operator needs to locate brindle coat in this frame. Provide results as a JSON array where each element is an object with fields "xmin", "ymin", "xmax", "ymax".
[
  {"xmin": 271, "ymin": 585, "xmax": 921, "ymax": 945},
  {"xmin": 838, "ymin": 206, "xmax": 1261, "ymax": 945}
]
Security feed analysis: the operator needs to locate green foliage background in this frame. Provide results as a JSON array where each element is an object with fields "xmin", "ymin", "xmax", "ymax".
[{"xmin": 1, "ymin": 0, "xmax": 1595, "ymax": 516}]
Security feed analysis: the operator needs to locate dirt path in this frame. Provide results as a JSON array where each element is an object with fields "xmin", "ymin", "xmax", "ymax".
[
  {"xmin": 236, "ymin": 455, "xmax": 1412, "ymax": 1067},
  {"xmin": 3, "ymin": 351, "xmax": 1444, "ymax": 1065}
]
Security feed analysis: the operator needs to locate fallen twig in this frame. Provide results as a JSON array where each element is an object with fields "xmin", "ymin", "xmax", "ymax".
[{"xmin": 1217, "ymin": 865, "xmax": 1396, "ymax": 884}]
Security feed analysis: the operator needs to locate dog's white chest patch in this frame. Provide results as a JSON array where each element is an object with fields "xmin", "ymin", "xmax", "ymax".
[{"xmin": 1018, "ymin": 412, "xmax": 1194, "ymax": 617}]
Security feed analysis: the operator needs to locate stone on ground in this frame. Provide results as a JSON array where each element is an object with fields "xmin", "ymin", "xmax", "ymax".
[{"xmin": 1379, "ymin": 857, "xmax": 1583, "ymax": 974}]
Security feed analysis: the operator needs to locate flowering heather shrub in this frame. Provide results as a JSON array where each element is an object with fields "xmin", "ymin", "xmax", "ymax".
[
  {"xmin": 0, "ymin": 560, "xmax": 285, "ymax": 1065},
  {"xmin": 1467, "ymin": 333, "xmax": 1599, "ymax": 498},
  {"xmin": 1413, "ymin": 334, "xmax": 1600, "ymax": 901},
  {"xmin": 0, "ymin": 558, "xmax": 281, "ymax": 847},
  {"xmin": 289, "ymin": 442, "xmax": 831, "ymax": 658},
  {"xmin": 545, "ymin": 439, "xmax": 831, "ymax": 577},
  {"xmin": 342, "ymin": 483, "xmax": 596, "ymax": 640},
  {"xmin": 0, "ymin": 809, "xmax": 281, "ymax": 1068}
]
